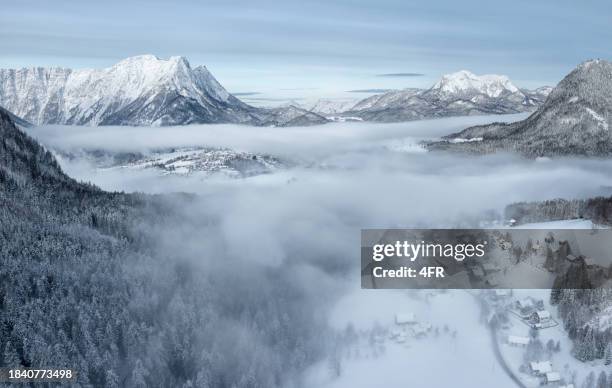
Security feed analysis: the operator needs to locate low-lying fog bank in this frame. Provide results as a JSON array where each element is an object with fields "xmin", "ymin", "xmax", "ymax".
[
  {"xmin": 23, "ymin": 115, "xmax": 612, "ymax": 387},
  {"xmin": 27, "ymin": 113, "xmax": 612, "ymax": 228}
]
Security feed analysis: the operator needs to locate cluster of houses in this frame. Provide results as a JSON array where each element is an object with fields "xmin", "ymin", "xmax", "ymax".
[
  {"xmin": 528, "ymin": 361, "xmax": 570, "ymax": 386},
  {"xmin": 389, "ymin": 313, "xmax": 432, "ymax": 344},
  {"xmin": 511, "ymin": 297, "xmax": 556, "ymax": 329},
  {"xmin": 506, "ymin": 338, "xmax": 572, "ymax": 386}
]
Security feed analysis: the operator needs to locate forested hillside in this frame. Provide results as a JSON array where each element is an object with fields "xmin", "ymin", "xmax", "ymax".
[
  {"xmin": 551, "ymin": 289, "xmax": 612, "ymax": 363},
  {"xmin": 428, "ymin": 60, "xmax": 612, "ymax": 157},
  {"xmin": 0, "ymin": 109, "xmax": 328, "ymax": 387},
  {"xmin": 504, "ymin": 194, "xmax": 612, "ymax": 365},
  {"xmin": 505, "ymin": 196, "xmax": 612, "ymax": 226}
]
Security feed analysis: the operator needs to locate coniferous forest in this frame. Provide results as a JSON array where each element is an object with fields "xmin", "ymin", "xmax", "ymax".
[{"xmin": 0, "ymin": 109, "xmax": 330, "ymax": 387}]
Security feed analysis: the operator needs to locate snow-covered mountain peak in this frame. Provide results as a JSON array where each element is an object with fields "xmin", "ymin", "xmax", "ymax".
[
  {"xmin": 433, "ymin": 59, "xmax": 612, "ymax": 157},
  {"xmin": 47, "ymin": 54, "xmax": 206, "ymax": 116},
  {"xmin": 308, "ymin": 98, "xmax": 358, "ymax": 115},
  {"xmin": 112, "ymin": 54, "xmax": 187, "ymax": 66},
  {"xmin": 579, "ymin": 58, "xmax": 604, "ymax": 70},
  {"xmin": 572, "ymin": 58, "xmax": 612, "ymax": 79},
  {"xmin": 191, "ymin": 65, "xmax": 232, "ymax": 103},
  {"xmin": 340, "ymin": 72, "xmax": 549, "ymax": 122},
  {"xmin": 106, "ymin": 54, "xmax": 194, "ymax": 88},
  {"xmin": 112, "ymin": 56, "xmax": 230, "ymax": 104},
  {"xmin": 0, "ymin": 55, "xmax": 248, "ymax": 125},
  {"xmin": 0, "ymin": 55, "xmax": 330, "ymax": 127},
  {"xmin": 431, "ymin": 70, "xmax": 520, "ymax": 97}
]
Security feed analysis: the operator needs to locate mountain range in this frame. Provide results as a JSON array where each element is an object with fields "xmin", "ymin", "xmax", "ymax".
[
  {"xmin": 1, "ymin": 55, "xmax": 551, "ymax": 127},
  {"xmin": 428, "ymin": 59, "xmax": 612, "ymax": 157},
  {"xmin": 0, "ymin": 55, "xmax": 327, "ymax": 127},
  {"xmin": 310, "ymin": 71, "xmax": 551, "ymax": 122}
]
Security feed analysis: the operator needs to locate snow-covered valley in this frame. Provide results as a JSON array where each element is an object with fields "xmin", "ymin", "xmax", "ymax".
[
  {"xmin": 24, "ymin": 115, "xmax": 612, "ymax": 387},
  {"xmin": 307, "ymin": 290, "xmax": 518, "ymax": 388}
]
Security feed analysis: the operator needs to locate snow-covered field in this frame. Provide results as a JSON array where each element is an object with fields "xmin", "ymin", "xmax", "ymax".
[
  {"xmin": 26, "ymin": 116, "xmax": 612, "ymax": 387},
  {"xmin": 306, "ymin": 290, "xmax": 518, "ymax": 388}
]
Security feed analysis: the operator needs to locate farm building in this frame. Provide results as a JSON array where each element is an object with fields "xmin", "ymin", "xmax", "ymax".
[
  {"xmin": 529, "ymin": 361, "xmax": 552, "ymax": 376},
  {"xmin": 494, "ymin": 289, "xmax": 511, "ymax": 299},
  {"xmin": 530, "ymin": 310, "xmax": 551, "ymax": 324},
  {"xmin": 507, "ymin": 335, "xmax": 529, "ymax": 347},
  {"xmin": 545, "ymin": 372, "xmax": 561, "ymax": 384}
]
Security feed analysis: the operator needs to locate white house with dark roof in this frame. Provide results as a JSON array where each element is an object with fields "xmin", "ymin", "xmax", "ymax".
[
  {"xmin": 531, "ymin": 310, "xmax": 551, "ymax": 324},
  {"xmin": 529, "ymin": 360, "xmax": 552, "ymax": 376}
]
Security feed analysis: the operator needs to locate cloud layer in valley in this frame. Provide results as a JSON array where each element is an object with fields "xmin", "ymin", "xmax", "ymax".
[
  {"xmin": 23, "ymin": 115, "xmax": 612, "ymax": 386},
  {"xmin": 27, "ymin": 113, "xmax": 612, "ymax": 241}
]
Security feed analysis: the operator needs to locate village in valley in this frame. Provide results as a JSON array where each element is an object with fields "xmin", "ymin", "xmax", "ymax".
[
  {"xmin": 482, "ymin": 289, "xmax": 610, "ymax": 388},
  {"xmin": 485, "ymin": 290, "xmax": 567, "ymax": 387},
  {"xmin": 375, "ymin": 291, "xmax": 575, "ymax": 387},
  {"xmin": 309, "ymin": 285, "xmax": 610, "ymax": 388},
  {"xmin": 349, "ymin": 229, "xmax": 611, "ymax": 387}
]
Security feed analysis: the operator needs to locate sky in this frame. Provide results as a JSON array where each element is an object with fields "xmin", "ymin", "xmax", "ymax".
[{"xmin": 1, "ymin": 0, "xmax": 611, "ymax": 104}]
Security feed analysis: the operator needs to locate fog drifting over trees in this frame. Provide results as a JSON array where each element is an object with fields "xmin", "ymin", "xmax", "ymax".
[{"xmin": 7, "ymin": 114, "xmax": 612, "ymax": 386}]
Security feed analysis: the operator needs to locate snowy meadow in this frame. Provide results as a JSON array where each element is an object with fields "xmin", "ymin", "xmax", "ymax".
[{"xmin": 24, "ymin": 115, "xmax": 612, "ymax": 387}]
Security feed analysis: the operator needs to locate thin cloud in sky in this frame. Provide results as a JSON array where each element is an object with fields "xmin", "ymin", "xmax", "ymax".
[
  {"xmin": 279, "ymin": 88, "xmax": 320, "ymax": 91},
  {"xmin": 347, "ymin": 89, "xmax": 394, "ymax": 93},
  {"xmin": 376, "ymin": 73, "xmax": 425, "ymax": 77},
  {"xmin": 242, "ymin": 97, "xmax": 306, "ymax": 101},
  {"xmin": 232, "ymin": 92, "xmax": 262, "ymax": 96}
]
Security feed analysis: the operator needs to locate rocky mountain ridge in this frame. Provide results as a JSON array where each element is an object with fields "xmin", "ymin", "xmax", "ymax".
[
  {"xmin": 0, "ymin": 55, "xmax": 327, "ymax": 127},
  {"xmin": 427, "ymin": 60, "xmax": 612, "ymax": 156},
  {"xmin": 335, "ymin": 71, "xmax": 551, "ymax": 122}
]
